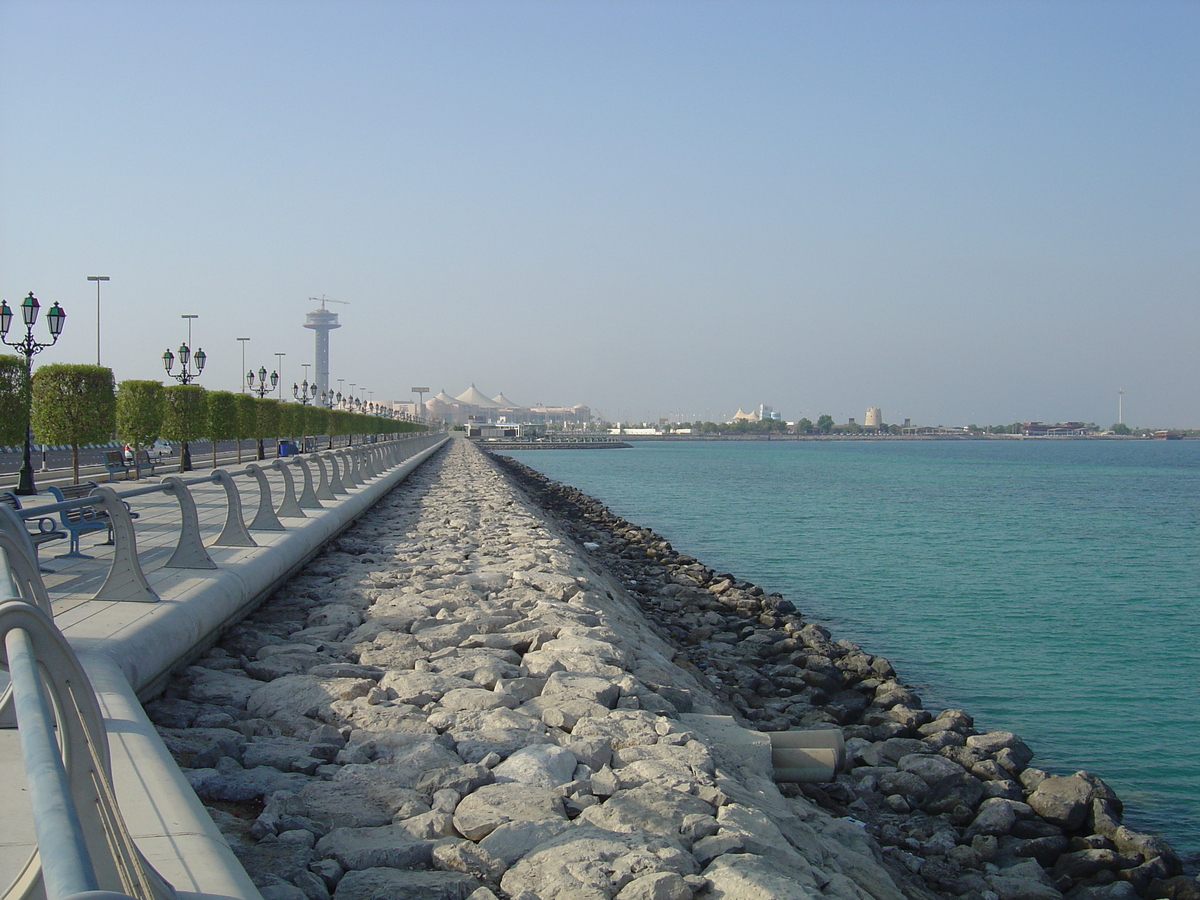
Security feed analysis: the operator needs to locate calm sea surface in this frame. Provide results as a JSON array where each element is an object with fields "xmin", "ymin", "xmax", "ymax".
[{"xmin": 504, "ymin": 439, "xmax": 1200, "ymax": 860}]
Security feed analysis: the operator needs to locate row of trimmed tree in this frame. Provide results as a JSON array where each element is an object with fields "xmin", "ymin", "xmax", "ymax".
[{"xmin": 0, "ymin": 360, "xmax": 425, "ymax": 482}]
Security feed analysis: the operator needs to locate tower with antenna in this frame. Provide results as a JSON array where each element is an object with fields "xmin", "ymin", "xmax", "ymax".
[{"xmin": 304, "ymin": 296, "xmax": 347, "ymax": 397}]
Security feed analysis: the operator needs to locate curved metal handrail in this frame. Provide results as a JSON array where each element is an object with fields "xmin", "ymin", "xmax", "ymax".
[{"xmin": 1, "ymin": 541, "xmax": 175, "ymax": 900}]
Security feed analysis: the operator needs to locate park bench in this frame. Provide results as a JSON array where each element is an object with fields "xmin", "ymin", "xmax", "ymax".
[
  {"xmin": 46, "ymin": 481, "xmax": 140, "ymax": 559},
  {"xmin": 0, "ymin": 490, "xmax": 67, "ymax": 570},
  {"xmin": 104, "ymin": 449, "xmax": 156, "ymax": 481}
]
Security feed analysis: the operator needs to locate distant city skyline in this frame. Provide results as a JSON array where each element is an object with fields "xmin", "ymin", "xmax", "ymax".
[{"xmin": 2, "ymin": 1, "xmax": 1196, "ymax": 426}]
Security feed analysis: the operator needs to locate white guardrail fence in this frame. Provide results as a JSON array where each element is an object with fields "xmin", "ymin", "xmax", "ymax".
[{"xmin": 0, "ymin": 432, "xmax": 447, "ymax": 900}]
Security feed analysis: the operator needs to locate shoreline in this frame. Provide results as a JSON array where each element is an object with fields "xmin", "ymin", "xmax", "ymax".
[
  {"xmin": 602, "ymin": 434, "xmax": 1196, "ymax": 442},
  {"xmin": 488, "ymin": 450, "xmax": 1198, "ymax": 895}
]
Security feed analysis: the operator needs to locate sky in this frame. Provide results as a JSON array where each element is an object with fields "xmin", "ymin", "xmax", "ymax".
[{"xmin": 1, "ymin": 0, "xmax": 1197, "ymax": 428}]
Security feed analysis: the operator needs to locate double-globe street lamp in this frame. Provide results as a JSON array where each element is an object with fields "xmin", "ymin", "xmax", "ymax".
[
  {"xmin": 0, "ymin": 293, "xmax": 66, "ymax": 495},
  {"xmin": 163, "ymin": 315, "xmax": 205, "ymax": 471}
]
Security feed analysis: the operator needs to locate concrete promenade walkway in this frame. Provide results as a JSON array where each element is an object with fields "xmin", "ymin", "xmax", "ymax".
[{"xmin": 0, "ymin": 434, "xmax": 447, "ymax": 900}]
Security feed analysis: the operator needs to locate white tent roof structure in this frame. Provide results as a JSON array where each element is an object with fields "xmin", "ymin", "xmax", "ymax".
[
  {"xmin": 455, "ymin": 384, "xmax": 501, "ymax": 408},
  {"xmin": 492, "ymin": 393, "xmax": 522, "ymax": 408},
  {"xmin": 429, "ymin": 389, "xmax": 457, "ymax": 405}
]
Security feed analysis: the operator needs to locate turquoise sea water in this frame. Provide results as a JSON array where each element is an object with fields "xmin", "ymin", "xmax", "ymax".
[{"xmin": 505, "ymin": 439, "xmax": 1200, "ymax": 860}]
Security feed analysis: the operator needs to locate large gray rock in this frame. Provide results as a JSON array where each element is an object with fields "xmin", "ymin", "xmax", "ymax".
[
  {"xmin": 453, "ymin": 782, "xmax": 568, "ymax": 841},
  {"xmin": 500, "ymin": 825, "xmax": 696, "ymax": 900},
  {"xmin": 1027, "ymin": 774, "xmax": 1097, "ymax": 831},
  {"xmin": 314, "ymin": 824, "xmax": 433, "ymax": 870},
  {"xmin": 921, "ymin": 770, "xmax": 984, "ymax": 816},
  {"xmin": 541, "ymin": 671, "xmax": 623, "ymax": 708},
  {"xmin": 578, "ymin": 784, "xmax": 714, "ymax": 841},
  {"xmin": 379, "ymin": 671, "xmax": 479, "ymax": 705},
  {"xmin": 965, "ymin": 731, "xmax": 1034, "ymax": 771},
  {"xmin": 431, "ymin": 840, "xmax": 507, "ymax": 885},
  {"xmin": 491, "ymin": 744, "xmax": 578, "ymax": 788},
  {"xmin": 478, "ymin": 820, "xmax": 573, "ymax": 867},
  {"xmin": 188, "ymin": 765, "xmax": 312, "ymax": 802},
  {"xmin": 247, "ymin": 675, "xmax": 363, "ymax": 721},
  {"xmin": 571, "ymin": 710, "xmax": 665, "ymax": 750},
  {"xmin": 986, "ymin": 873, "xmax": 1063, "ymax": 900},
  {"xmin": 858, "ymin": 739, "xmax": 927, "ymax": 768},
  {"xmin": 966, "ymin": 797, "xmax": 1021, "ymax": 837},
  {"xmin": 439, "ymin": 688, "xmax": 519, "ymax": 712},
  {"xmin": 299, "ymin": 779, "xmax": 428, "ymax": 829},
  {"xmin": 702, "ymin": 854, "xmax": 821, "ymax": 900},
  {"xmin": 186, "ymin": 667, "xmax": 260, "ymax": 706},
  {"xmin": 897, "ymin": 752, "xmax": 963, "ymax": 784},
  {"xmin": 333, "ymin": 868, "xmax": 480, "ymax": 900},
  {"xmin": 614, "ymin": 872, "xmax": 692, "ymax": 900}
]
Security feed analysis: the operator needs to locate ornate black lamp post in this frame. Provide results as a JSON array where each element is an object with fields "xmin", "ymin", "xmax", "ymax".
[
  {"xmin": 1, "ymin": 292, "xmax": 66, "ymax": 495},
  {"xmin": 162, "ymin": 342, "xmax": 206, "ymax": 384},
  {"xmin": 292, "ymin": 379, "xmax": 318, "ymax": 453},
  {"xmin": 162, "ymin": 318, "xmax": 205, "ymax": 471},
  {"xmin": 292, "ymin": 380, "xmax": 317, "ymax": 404},
  {"xmin": 163, "ymin": 314, "xmax": 206, "ymax": 385},
  {"xmin": 247, "ymin": 366, "xmax": 278, "ymax": 398},
  {"xmin": 247, "ymin": 367, "xmax": 278, "ymax": 459}
]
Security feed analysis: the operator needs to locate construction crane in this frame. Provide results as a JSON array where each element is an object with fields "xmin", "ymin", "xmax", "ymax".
[{"xmin": 308, "ymin": 295, "xmax": 349, "ymax": 310}]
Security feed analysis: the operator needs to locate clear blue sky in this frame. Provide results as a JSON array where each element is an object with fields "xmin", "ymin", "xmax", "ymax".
[{"xmin": 2, "ymin": 0, "xmax": 1196, "ymax": 427}]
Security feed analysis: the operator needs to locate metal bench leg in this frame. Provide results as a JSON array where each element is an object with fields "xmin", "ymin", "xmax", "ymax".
[{"xmin": 56, "ymin": 530, "xmax": 97, "ymax": 560}]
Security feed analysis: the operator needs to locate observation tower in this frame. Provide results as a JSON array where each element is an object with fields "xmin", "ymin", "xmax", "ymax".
[{"xmin": 304, "ymin": 296, "xmax": 345, "ymax": 397}]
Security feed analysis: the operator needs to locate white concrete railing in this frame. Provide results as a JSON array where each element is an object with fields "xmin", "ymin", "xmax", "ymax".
[{"xmin": 3, "ymin": 433, "xmax": 442, "ymax": 608}]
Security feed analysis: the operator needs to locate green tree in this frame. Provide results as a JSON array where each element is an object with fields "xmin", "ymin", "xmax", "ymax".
[
  {"xmin": 115, "ymin": 380, "xmax": 164, "ymax": 477},
  {"xmin": 307, "ymin": 405, "xmax": 330, "ymax": 448},
  {"xmin": 162, "ymin": 384, "xmax": 208, "ymax": 472},
  {"xmin": 330, "ymin": 409, "xmax": 352, "ymax": 447},
  {"xmin": 795, "ymin": 417, "xmax": 813, "ymax": 435},
  {"xmin": 31, "ymin": 364, "xmax": 116, "ymax": 483},
  {"xmin": 816, "ymin": 414, "xmax": 834, "ymax": 435},
  {"xmin": 277, "ymin": 401, "xmax": 299, "ymax": 445},
  {"xmin": 234, "ymin": 393, "xmax": 256, "ymax": 461},
  {"xmin": 1112, "ymin": 422, "xmax": 1132, "ymax": 435},
  {"xmin": 256, "ymin": 399, "xmax": 282, "ymax": 457},
  {"xmin": 0, "ymin": 354, "xmax": 27, "ymax": 446},
  {"xmin": 205, "ymin": 390, "xmax": 239, "ymax": 468}
]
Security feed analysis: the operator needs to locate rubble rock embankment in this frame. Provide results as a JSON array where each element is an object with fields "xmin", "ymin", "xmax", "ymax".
[
  {"xmin": 148, "ymin": 439, "xmax": 1192, "ymax": 900},
  {"xmin": 488, "ymin": 453, "xmax": 1195, "ymax": 900}
]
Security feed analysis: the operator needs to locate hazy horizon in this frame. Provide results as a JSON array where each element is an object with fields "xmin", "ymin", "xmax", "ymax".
[{"xmin": 2, "ymin": 1, "xmax": 1196, "ymax": 428}]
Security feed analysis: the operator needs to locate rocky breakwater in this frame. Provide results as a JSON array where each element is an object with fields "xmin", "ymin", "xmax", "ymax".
[
  {"xmin": 150, "ymin": 438, "xmax": 928, "ymax": 900},
  {"xmin": 486, "ymin": 453, "xmax": 1196, "ymax": 900}
]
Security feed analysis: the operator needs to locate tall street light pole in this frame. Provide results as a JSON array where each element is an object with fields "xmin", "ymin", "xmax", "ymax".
[
  {"xmin": 86, "ymin": 276, "xmax": 109, "ymax": 366},
  {"xmin": 237, "ymin": 337, "xmax": 250, "ymax": 391},
  {"xmin": 1, "ymin": 293, "xmax": 67, "ymax": 495},
  {"xmin": 275, "ymin": 353, "xmax": 285, "ymax": 399}
]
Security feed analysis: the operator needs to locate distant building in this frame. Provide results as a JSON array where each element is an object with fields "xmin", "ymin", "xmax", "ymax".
[
  {"xmin": 1020, "ymin": 422, "xmax": 1097, "ymax": 436},
  {"xmin": 731, "ymin": 408, "xmax": 761, "ymax": 422},
  {"xmin": 864, "ymin": 407, "xmax": 882, "ymax": 429},
  {"xmin": 424, "ymin": 385, "xmax": 591, "ymax": 427}
]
